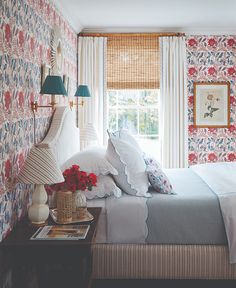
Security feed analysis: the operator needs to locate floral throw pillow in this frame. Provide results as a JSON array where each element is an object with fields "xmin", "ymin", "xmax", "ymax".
[{"xmin": 144, "ymin": 156, "xmax": 174, "ymax": 194}]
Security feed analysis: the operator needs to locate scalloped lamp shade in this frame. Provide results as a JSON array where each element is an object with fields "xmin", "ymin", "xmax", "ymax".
[
  {"xmin": 74, "ymin": 85, "xmax": 91, "ymax": 98},
  {"xmin": 40, "ymin": 75, "xmax": 67, "ymax": 96}
]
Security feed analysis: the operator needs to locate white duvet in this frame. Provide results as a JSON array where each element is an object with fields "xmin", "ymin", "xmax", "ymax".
[
  {"xmin": 191, "ymin": 162, "xmax": 236, "ymax": 264},
  {"xmin": 87, "ymin": 194, "xmax": 148, "ymax": 244}
]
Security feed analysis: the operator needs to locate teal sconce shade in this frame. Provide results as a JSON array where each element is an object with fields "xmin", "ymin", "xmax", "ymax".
[
  {"xmin": 40, "ymin": 75, "xmax": 67, "ymax": 96},
  {"xmin": 74, "ymin": 85, "xmax": 91, "ymax": 98},
  {"xmin": 70, "ymin": 85, "xmax": 91, "ymax": 108},
  {"xmin": 31, "ymin": 75, "xmax": 67, "ymax": 112}
]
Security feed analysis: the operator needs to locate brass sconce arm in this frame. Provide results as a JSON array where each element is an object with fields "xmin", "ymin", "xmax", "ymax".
[
  {"xmin": 31, "ymin": 101, "xmax": 56, "ymax": 112},
  {"xmin": 69, "ymin": 99, "xmax": 84, "ymax": 109}
]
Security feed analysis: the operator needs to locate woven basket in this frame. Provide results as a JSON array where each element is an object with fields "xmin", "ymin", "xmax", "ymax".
[{"xmin": 56, "ymin": 190, "xmax": 72, "ymax": 224}]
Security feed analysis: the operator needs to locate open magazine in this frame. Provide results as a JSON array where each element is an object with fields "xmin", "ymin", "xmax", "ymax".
[{"xmin": 30, "ymin": 225, "xmax": 90, "ymax": 240}]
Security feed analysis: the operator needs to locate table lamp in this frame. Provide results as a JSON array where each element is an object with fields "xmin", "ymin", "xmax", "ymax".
[{"xmin": 17, "ymin": 147, "xmax": 64, "ymax": 225}]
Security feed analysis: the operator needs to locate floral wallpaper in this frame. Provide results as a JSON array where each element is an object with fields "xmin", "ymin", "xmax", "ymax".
[
  {"xmin": 186, "ymin": 35, "xmax": 236, "ymax": 166},
  {"xmin": 0, "ymin": 0, "xmax": 77, "ymax": 240},
  {"xmin": 1, "ymin": 2, "xmax": 236, "ymax": 244}
]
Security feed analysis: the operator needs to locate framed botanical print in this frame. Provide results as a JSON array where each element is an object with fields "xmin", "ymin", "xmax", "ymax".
[{"xmin": 194, "ymin": 82, "xmax": 230, "ymax": 128}]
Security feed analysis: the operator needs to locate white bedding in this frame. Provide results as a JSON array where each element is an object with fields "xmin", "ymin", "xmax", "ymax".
[
  {"xmin": 87, "ymin": 194, "xmax": 148, "ymax": 243},
  {"xmin": 89, "ymin": 162, "xmax": 236, "ymax": 265},
  {"xmin": 105, "ymin": 194, "xmax": 148, "ymax": 243},
  {"xmin": 191, "ymin": 162, "xmax": 236, "ymax": 264}
]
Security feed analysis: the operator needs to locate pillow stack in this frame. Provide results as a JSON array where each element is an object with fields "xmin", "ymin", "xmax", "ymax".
[
  {"xmin": 61, "ymin": 146, "xmax": 121, "ymax": 199},
  {"xmin": 106, "ymin": 129, "xmax": 151, "ymax": 197},
  {"xmin": 60, "ymin": 130, "xmax": 174, "ymax": 199}
]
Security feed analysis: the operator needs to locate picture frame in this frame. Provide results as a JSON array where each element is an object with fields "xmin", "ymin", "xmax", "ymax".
[
  {"xmin": 63, "ymin": 74, "xmax": 70, "ymax": 95},
  {"xmin": 194, "ymin": 82, "xmax": 230, "ymax": 128},
  {"xmin": 41, "ymin": 64, "xmax": 51, "ymax": 89}
]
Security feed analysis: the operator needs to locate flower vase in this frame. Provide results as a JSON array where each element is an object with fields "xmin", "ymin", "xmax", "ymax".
[{"xmin": 72, "ymin": 190, "xmax": 87, "ymax": 218}]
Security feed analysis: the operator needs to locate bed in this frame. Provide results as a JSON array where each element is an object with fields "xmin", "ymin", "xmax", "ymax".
[{"xmin": 37, "ymin": 106, "xmax": 236, "ymax": 280}]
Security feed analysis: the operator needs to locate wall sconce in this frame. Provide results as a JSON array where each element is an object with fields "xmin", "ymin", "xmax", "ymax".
[
  {"xmin": 69, "ymin": 85, "xmax": 91, "ymax": 109},
  {"xmin": 31, "ymin": 75, "xmax": 67, "ymax": 112}
]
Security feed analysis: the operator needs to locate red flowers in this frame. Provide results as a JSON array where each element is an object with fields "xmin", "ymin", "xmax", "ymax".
[
  {"xmin": 188, "ymin": 153, "xmax": 197, "ymax": 163},
  {"xmin": 5, "ymin": 159, "xmax": 11, "ymax": 179},
  {"xmin": 188, "ymin": 38, "xmax": 198, "ymax": 47},
  {"xmin": 229, "ymin": 125, "xmax": 236, "ymax": 133},
  {"xmin": 4, "ymin": 91, "xmax": 11, "ymax": 110},
  {"xmin": 208, "ymin": 153, "xmax": 217, "ymax": 162},
  {"xmin": 228, "ymin": 153, "xmax": 236, "ymax": 162},
  {"xmin": 227, "ymin": 67, "xmax": 236, "ymax": 76},
  {"xmin": 18, "ymin": 91, "xmax": 24, "ymax": 108},
  {"xmin": 18, "ymin": 31, "xmax": 24, "ymax": 48},
  {"xmin": 188, "ymin": 125, "xmax": 197, "ymax": 134},
  {"xmin": 188, "ymin": 96, "xmax": 194, "ymax": 105},
  {"xmin": 50, "ymin": 165, "xmax": 97, "ymax": 193},
  {"xmin": 227, "ymin": 38, "xmax": 235, "ymax": 47},
  {"xmin": 188, "ymin": 67, "xmax": 197, "ymax": 76},
  {"xmin": 207, "ymin": 67, "xmax": 217, "ymax": 76},
  {"xmin": 208, "ymin": 38, "xmax": 217, "ymax": 48},
  {"xmin": 5, "ymin": 24, "xmax": 11, "ymax": 43}
]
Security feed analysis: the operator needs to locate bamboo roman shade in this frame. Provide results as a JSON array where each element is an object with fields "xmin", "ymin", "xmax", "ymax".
[{"xmin": 107, "ymin": 36, "xmax": 159, "ymax": 90}]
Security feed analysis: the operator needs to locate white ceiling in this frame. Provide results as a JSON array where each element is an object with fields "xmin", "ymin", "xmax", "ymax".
[{"xmin": 55, "ymin": 0, "xmax": 236, "ymax": 34}]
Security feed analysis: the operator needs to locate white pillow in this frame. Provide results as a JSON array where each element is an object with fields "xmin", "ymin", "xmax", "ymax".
[
  {"xmin": 86, "ymin": 175, "xmax": 122, "ymax": 199},
  {"xmin": 61, "ymin": 146, "xmax": 118, "ymax": 176},
  {"xmin": 109, "ymin": 129, "xmax": 143, "ymax": 155},
  {"xmin": 106, "ymin": 137, "xmax": 150, "ymax": 197}
]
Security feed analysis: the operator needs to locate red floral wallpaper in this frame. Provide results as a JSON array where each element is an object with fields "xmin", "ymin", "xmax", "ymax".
[
  {"xmin": 0, "ymin": 0, "xmax": 77, "ymax": 240},
  {"xmin": 186, "ymin": 36, "xmax": 236, "ymax": 166}
]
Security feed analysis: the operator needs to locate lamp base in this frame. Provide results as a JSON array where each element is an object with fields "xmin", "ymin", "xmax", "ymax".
[
  {"xmin": 28, "ymin": 184, "xmax": 49, "ymax": 225},
  {"xmin": 30, "ymin": 220, "xmax": 48, "ymax": 227}
]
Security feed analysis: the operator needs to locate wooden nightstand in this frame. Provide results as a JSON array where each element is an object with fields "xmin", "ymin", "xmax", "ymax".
[{"xmin": 1, "ymin": 207, "xmax": 101, "ymax": 288}]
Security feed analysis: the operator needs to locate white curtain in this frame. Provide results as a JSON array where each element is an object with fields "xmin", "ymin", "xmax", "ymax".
[
  {"xmin": 159, "ymin": 36, "xmax": 188, "ymax": 168},
  {"xmin": 77, "ymin": 37, "xmax": 107, "ymax": 149}
]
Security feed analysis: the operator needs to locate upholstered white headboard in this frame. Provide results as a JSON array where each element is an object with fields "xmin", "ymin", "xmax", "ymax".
[{"xmin": 37, "ymin": 106, "xmax": 80, "ymax": 168}]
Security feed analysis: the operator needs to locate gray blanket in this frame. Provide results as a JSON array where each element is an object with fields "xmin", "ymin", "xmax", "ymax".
[{"xmin": 146, "ymin": 168, "xmax": 227, "ymax": 244}]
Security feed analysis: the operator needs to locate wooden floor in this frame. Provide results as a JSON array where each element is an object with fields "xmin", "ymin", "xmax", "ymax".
[{"xmin": 92, "ymin": 279, "xmax": 236, "ymax": 288}]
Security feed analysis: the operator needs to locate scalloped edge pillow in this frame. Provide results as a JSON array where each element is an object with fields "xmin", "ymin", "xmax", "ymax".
[
  {"xmin": 86, "ymin": 175, "xmax": 122, "ymax": 199},
  {"xmin": 106, "ymin": 130, "xmax": 150, "ymax": 197},
  {"xmin": 59, "ymin": 147, "xmax": 120, "ymax": 200},
  {"xmin": 61, "ymin": 146, "xmax": 118, "ymax": 176},
  {"xmin": 109, "ymin": 129, "xmax": 143, "ymax": 155}
]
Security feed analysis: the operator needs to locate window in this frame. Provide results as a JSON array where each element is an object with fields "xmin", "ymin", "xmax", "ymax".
[
  {"xmin": 106, "ymin": 36, "xmax": 160, "ymax": 157},
  {"xmin": 107, "ymin": 89, "xmax": 159, "ymax": 157}
]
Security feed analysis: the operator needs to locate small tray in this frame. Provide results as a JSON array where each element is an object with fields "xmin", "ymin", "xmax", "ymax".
[{"xmin": 50, "ymin": 208, "xmax": 94, "ymax": 224}]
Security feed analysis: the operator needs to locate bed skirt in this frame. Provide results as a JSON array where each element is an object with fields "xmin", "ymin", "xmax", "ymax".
[{"xmin": 92, "ymin": 244, "xmax": 236, "ymax": 279}]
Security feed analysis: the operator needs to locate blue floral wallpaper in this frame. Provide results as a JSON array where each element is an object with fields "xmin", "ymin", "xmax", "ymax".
[{"xmin": 0, "ymin": 0, "xmax": 77, "ymax": 240}]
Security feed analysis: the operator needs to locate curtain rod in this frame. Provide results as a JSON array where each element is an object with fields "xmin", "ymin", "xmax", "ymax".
[{"xmin": 78, "ymin": 32, "xmax": 185, "ymax": 37}]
